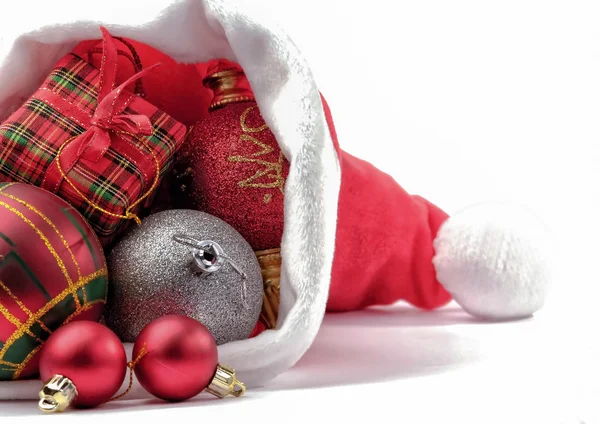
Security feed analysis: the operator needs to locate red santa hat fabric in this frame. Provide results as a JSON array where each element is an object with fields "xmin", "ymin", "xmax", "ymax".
[{"xmin": 0, "ymin": 0, "xmax": 551, "ymax": 400}]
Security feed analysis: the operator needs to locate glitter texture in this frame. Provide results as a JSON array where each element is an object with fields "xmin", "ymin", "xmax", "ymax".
[
  {"xmin": 104, "ymin": 210, "xmax": 263, "ymax": 344},
  {"xmin": 175, "ymin": 99, "xmax": 289, "ymax": 251}
]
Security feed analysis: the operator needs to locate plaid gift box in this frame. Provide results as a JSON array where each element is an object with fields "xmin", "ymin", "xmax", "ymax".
[{"xmin": 0, "ymin": 28, "xmax": 187, "ymax": 246}]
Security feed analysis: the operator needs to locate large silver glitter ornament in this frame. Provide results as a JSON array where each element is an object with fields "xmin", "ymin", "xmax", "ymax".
[{"xmin": 104, "ymin": 210, "xmax": 264, "ymax": 345}]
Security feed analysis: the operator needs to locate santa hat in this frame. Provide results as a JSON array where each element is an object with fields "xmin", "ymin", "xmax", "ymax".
[{"xmin": 0, "ymin": 0, "xmax": 550, "ymax": 400}]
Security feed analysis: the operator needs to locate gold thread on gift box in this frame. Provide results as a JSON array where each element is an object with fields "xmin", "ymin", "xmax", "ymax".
[{"xmin": 55, "ymin": 130, "xmax": 162, "ymax": 226}]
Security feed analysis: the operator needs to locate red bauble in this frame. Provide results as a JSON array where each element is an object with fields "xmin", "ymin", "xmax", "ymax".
[
  {"xmin": 39, "ymin": 321, "xmax": 127, "ymax": 408},
  {"xmin": 0, "ymin": 183, "xmax": 107, "ymax": 381},
  {"xmin": 133, "ymin": 315, "xmax": 218, "ymax": 402},
  {"xmin": 175, "ymin": 59, "xmax": 289, "ymax": 251}
]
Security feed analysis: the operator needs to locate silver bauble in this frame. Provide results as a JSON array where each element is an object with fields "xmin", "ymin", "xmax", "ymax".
[{"xmin": 104, "ymin": 209, "xmax": 263, "ymax": 345}]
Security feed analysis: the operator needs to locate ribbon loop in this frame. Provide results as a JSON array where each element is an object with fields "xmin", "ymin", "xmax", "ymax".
[
  {"xmin": 43, "ymin": 26, "xmax": 163, "ymax": 225},
  {"xmin": 74, "ymin": 45, "xmax": 159, "ymax": 164}
]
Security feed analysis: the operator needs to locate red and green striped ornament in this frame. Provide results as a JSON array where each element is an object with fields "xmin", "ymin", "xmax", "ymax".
[{"xmin": 0, "ymin": 182, "xmax": 107, "ymax": 380}]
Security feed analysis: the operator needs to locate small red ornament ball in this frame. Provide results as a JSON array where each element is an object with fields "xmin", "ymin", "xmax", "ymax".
[
  {"xmin": 133, "ymin": 315, "xmax": 218, "ymax": 402},
  {"xmin": 39, "ymin": 321, "xmax": 127, "ymax": 408}
]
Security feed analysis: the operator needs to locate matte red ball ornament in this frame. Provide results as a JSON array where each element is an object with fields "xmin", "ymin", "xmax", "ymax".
[
  {"xmin": 0, "ymin": 183, "xmax": 107, "ymax": 381},
  {"xmin": 133, "ymin": 315, "xmax": 245, "ymax": 402},
  {"xmin": 38, "ymin": 321, "xmax": 127, "ymax": 411}
]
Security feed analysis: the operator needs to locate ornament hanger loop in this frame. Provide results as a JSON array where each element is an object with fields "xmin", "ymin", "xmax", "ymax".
[
  {"xmin": 172, "ymin": 234, "xmax": 247, "ymax": 279},
  {"xmin": 38, "ymin": 375, "xmax": 78, "ymax": 413},
  {"xmin": 232, "ymin": 382, "xmax": 246, "ymax": 397},
  {"xmin": 38, "ymin": 396, "xmax": 59, "ymax": 412}
]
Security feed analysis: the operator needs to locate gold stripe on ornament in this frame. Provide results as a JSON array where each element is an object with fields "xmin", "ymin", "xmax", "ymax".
[
  {"xmin": 0, "ymin": 279, "xmax": 52, "ymax": 334},
  {"xmin": 0, "ymin": 183, "xmax": 16, "ymax": 193},
  {"xmin": 11, "ymin": 344, "xmax": 42, "ymax": 380},
  {"xmin": 0, "ymin": 359, "xmax": 17, "ymax": 367},
  {"xmin": 0, "ymin": 267, "xmax": 107, "ymax": 361},
  {"xmin": 0, "ymin": 303, "xmax": 22, "ymax": 328},
  {"xmin": 0, "ymin": 200, "xmax": 79, "ymax": 308},
  {"xmin": 11, "ymin": 298, "xmax": 106, "ymax": 380},
  {"xmin": 61, "ymin": 298, "xmax": 105, "ymax": 326},
  {"xmin": 0, "ymin": 303, "xmax": 41, "ymax": 342},
  {"xmin": 0, "ymin": 192, "xmax": 83, "ymax": 281}
]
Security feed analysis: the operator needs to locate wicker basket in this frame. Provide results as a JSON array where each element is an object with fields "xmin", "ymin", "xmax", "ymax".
[{"xmin": 255, "ymin": 248, "xmax": 281, "ymax": 329}]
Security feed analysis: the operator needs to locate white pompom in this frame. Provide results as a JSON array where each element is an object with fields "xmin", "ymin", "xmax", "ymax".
[{"xmin": 433, "ymin": 203, "xmax": 552, "ymax": 320}]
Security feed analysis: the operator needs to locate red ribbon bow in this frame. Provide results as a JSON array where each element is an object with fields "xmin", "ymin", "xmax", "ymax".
[{"xmin": 73, "ymin": 27, "xmax": 158, "ymax": 163}]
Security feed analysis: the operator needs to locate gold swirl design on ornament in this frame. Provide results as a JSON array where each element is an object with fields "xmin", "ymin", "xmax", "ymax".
[
  {"xmin": 0, "ymin": 192, "xmax": 84, "ymax": 302},
  {"xmin": 229, "ymin": 105, "xmax": 285, "ymax": 197},
  {"xmin": 0, "ymin": 267, "xmax": 107, "ymax": 378},
  {"xmin": 240, "ymin": 105, "xmax": 269, "ymax": 133},
  {"xmin": 0, "ymin": 200, "xmax": 78, "ymax": 308}
]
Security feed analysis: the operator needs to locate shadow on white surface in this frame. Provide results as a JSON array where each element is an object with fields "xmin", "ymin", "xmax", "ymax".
[
  {"xmin": 0, "ymin": 302, "xmax": 535, "ymax": 417},
  {"xmin": 323, "ymin": 303, "xmax": 482, "ymax": 327},
  {"xmin": 0, "ymin": 389, "xmax": 267, "ymax": 417},
  {"xmin": 263, "ymin": 302, "xmax": 493, "ymax": 390}
]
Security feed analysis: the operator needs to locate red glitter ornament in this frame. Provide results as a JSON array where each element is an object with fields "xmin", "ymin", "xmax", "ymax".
[
  {"xmin": 133, "ymin": 315, "xmax": 245, "ymax": 402},
  {"xmin": 38, "ymin": 321, "xmax": 127, "ymax": 411},
  {"xmin": 175, "ymin": 59, "xmax": 289, "ymax": 251}
]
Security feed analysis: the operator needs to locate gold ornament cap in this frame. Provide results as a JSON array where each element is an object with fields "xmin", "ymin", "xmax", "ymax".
[
  {"xmin": 203, "ymin": 59, "xmax": 255, "ymax": 110},
  {"xmin": 205, "ymin": 364, "xmax": 246, "ymax": 398},
  {"xmin": 255, "ymin": 248, "xmax": 281, "ymax": 330},
  {"xmin": 38, "ymin": 375, "xmax": 78, "ymax": 413}
]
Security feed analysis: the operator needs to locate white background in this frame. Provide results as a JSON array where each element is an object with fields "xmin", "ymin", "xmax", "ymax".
[{"xmin": 2, "ymin": 0, "xmax": 600, "ymax": 422}]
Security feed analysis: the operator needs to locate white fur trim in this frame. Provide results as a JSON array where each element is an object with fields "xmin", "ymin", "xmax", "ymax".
[
  {"xmin": 433, "ymin": 203, "xmax": 551, "ymax": 320},
  {"xmin": 0, "ymin": 0, "xmax": 341, "ymax": 398}
]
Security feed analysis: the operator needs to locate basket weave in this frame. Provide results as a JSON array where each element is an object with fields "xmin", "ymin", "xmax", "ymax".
[{"xmin": 255, "ymin": 248, "xmax": 281, "ymax": 329}]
